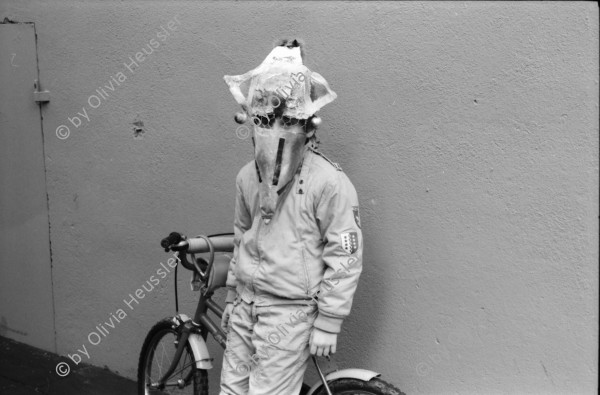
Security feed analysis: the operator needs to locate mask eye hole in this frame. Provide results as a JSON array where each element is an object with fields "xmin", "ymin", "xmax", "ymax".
[{"xmin": 252, "ymin": 113, "xmax": 275, "ymax": 128}]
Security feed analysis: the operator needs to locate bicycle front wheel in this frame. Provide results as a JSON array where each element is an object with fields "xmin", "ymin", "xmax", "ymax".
[
  {"xmin": 138, "ymin": 318, "xmax": 208, "ymax": 395},
  {"xmin": 314, "ymin": 377, "xmax": 406, "ymax": 395}
]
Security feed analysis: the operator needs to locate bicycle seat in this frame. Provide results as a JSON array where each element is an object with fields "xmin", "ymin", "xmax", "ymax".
[{"xmin": 206, "ymin": 254, "xmax": 231, "ymax": 294}]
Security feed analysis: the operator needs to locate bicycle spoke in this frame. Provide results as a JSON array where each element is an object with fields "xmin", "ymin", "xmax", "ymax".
[
  {"xmin": 166, "ymin": 360, "xmax": 194, "ymax": 380},
  {"xmin": 149, "ymin": 335, "xmax": 194, "ymax": 393},
  {"xmin": 157, "ymin": 339, "xmax": 171, "ymax": 376}
]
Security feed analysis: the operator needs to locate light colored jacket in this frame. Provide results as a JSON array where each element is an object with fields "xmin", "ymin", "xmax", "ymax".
[{"xmin": 225, "ymin": 147, "xmax": 363, "ymax": 333}]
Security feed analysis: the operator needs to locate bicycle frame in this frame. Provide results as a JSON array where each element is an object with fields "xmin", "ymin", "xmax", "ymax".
[{"xmin": 153, "ymin": 233, "xmax": 382, "ymax": 394}]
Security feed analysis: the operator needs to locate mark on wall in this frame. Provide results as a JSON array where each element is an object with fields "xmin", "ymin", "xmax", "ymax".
[
  {"xmin": 0, "ymin": 316, "xmax": 29, "ymax": 337},
  {"xmin": 132, "ymin": 117, "xmax": 145, "ymax": 138}
]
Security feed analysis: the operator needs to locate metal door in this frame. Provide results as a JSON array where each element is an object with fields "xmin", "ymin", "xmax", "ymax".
[{"xmin": 0, "ymin": 21, "xmax": 55, "ymax": 352}]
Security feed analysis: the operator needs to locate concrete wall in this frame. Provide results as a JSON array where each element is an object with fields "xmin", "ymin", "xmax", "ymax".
[{"xmin": 1, "ymin": 1, "xmax": 597, "ymax": 393}]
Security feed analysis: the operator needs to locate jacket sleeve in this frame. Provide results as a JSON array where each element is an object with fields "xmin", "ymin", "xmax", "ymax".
[
  {"xmin": 225, "ymin": 171, "xmax": 253, "ymax": 303},
  {"xmin": 313, "ymin": 171, "xmax": 363, "ymax": 333}
]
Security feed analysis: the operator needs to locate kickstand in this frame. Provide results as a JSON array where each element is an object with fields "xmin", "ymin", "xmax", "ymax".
[{"xmin": 312, "ymin": 356, "xmax": 333, "ymax": 395}]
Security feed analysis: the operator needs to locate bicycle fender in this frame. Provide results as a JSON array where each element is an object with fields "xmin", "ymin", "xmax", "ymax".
[
  {"xmin": 188, "ymin": 333, "xmax": 213, "ymax": 369},
  {"xmin": 176, "ymin": 314, "xmax": 213, "ymax": 370},
  {"xmin": 305, "ymin": 368, "xmax": 381, "ymax": 395}
]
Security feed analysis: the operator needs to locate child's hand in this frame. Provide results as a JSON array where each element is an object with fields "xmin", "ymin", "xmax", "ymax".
[
  {"xmin": 309, "ymin": 328, "xmax": 338, "ymax": 357},
  {"xmin": 221, "ymin": 303, "xmax": 234, "ymax": 334}
]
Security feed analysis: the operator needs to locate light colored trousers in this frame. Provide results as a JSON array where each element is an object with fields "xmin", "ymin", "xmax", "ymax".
[{"xmin": 219, "ymin": 298, "xmax": 318, "ymax": 395}]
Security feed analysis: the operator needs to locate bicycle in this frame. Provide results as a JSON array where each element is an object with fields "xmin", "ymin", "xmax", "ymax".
[{"xmin": 138, "ymin": 231, "xmax": 405, "ymax": 395}]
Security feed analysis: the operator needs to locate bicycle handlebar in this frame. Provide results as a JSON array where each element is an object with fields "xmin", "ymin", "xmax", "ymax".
[{"xmin": 187, "ymin": 235, "xmax": 234, "ymax": 254}]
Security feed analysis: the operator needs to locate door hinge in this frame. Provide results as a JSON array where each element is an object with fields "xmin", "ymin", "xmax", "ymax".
[{"xmin": 33, "ymin": 79, "xmax": 50, "ymax": 103}]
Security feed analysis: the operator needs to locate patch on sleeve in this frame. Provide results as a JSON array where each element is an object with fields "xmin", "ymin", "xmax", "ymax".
[
  {"xmin": 352, "ymin": 206, "xmax": 361, "ymax": 229},
  {"xmin": 341, "ymin": 232, "xmax": 359, "ymax": 254}
]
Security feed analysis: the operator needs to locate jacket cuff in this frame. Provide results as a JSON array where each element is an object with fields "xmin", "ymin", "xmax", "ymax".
[
  {"xmin": 313, "ymin": 312, "xmax": 344, "ymax": 333},
  {"xmin": 225, "ymin": 289, "xmax": 237, "ymax": 303}
]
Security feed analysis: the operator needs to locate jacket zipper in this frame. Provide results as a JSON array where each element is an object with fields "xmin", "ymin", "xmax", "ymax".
[{"xmin": 251, "ymin": 217, "xmax": 263, "ymax": 298}]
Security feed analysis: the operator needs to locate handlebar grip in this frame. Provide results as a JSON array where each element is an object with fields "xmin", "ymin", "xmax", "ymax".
[
  {"xmin": 188, "ymin": 234, "xmax": 234, "ymax": 254},
  {"xmin": 161, "ymin": 232, "xmax": 183, "ymax": 251}
]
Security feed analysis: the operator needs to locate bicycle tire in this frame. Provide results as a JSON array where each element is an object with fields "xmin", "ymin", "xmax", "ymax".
[
  {"xmin": 138, "ymin": 318, "xmax": 208, "ymax": 395},
  {"xmin": 313, "ymin": 377, "xmax": 406, "ymax": 395}
]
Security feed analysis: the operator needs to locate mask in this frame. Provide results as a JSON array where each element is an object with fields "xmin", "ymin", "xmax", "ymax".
[
  {"xmin": 253, "ymin": 120, "xmax": 308, "ymax": 223},
  {"xmin": 224, "ymin": 43, "xmax": 337, "ymax": 224}
]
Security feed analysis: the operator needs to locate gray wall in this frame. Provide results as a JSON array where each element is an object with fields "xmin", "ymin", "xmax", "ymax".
[{"xmin": 0, "ymin": 1, "xmax": 597, "ymax": 394}]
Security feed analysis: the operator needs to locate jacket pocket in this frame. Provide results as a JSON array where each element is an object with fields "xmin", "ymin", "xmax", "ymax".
[{"xmin": 300, "ymin": 246, "xmax": 311, "ymax": 296}]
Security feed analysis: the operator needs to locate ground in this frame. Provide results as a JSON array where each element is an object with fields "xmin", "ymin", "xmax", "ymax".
[{"xmin": 0, "ymin": 336, "xmax": 136, "ymax": 395}]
